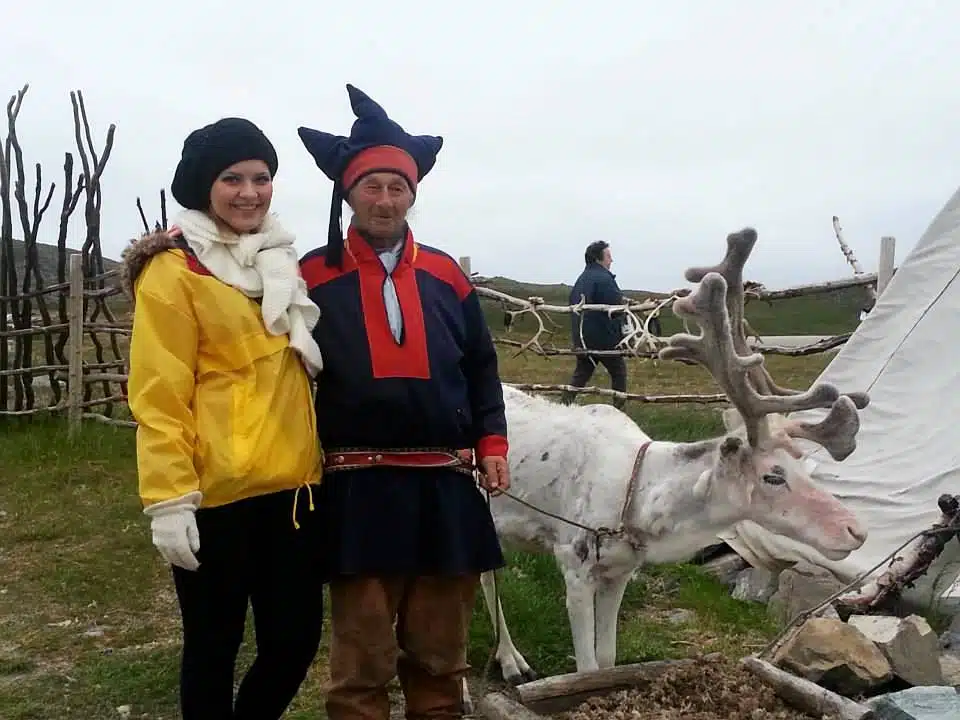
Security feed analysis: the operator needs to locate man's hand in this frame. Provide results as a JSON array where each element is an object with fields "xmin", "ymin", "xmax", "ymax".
[{"xmin": 478, "ymin": 456, "xmax": 510, "ymax": 495}]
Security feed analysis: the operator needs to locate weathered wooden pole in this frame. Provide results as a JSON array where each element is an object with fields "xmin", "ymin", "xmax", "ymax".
[
  {"xmin": 67, "ymin": 254, "xmax": 83, "ymax": 437},
  {"xmin": 877, "ymin": 236, "xmax": 896, "ymax": 298}
]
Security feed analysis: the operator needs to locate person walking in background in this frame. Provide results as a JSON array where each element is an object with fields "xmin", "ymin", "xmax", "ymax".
[
  {"xmin": 297, "ymin": 83, "xmax": 509, "ymax": 720},
  {"xmin": 122, "ymin": 117, "xmax": 326, "ymax": 719},
  {"xmin": 561, "ymin": 240, "xmax": 629, "ymax": 409}
]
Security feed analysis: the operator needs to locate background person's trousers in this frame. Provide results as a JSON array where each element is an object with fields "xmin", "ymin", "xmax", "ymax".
[
  {"xmin": 325, "ymin": 574, "xmax": 479, "ymax": 720},
  {"xmin": 562, "ymin": 354, "xmax": 628, "ymax": 408},
  {"xmin": 171, "ymin": 488, "xmax": 325, "ymax": 720}
]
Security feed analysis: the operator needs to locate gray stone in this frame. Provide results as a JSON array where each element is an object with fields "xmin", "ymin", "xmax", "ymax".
[
  {"xmin": 818, "ymin": 604, "xmax": 842, "ymax": 620},
  {"xmin": 940, "ymin": 652, "xmax": 960, "ymax": 686},
  {"xmin": 848, "ymin": 614, "xmax": 944, "ymax": 686},
  {"xmin": 940, "ymin": 613, "xmax": 960, "ymax": 651},
  {"xmin": 939, "ymin": 630, "xmax": 960, "ymax": 651},
  {"xmin": 665, "ymin": 609, "xmax": 695, "ymax": 625},
  {"xmin": 731, "ymin": 567, "xmax": 778, "ymax": 604},
  {"xmin": 868, "ymin": 685, "xmax": 960, "ymax": 719},
  {"xmin": 700, "ymin": 552, "xmax": 749, "ymax": 587},
  {"xmin": 767, "ymin": 560, "xmax": 846, "ymax": 626},
  {"xmin": 772, "ymin": 617, "xmax": 893, "ymax": 695}
]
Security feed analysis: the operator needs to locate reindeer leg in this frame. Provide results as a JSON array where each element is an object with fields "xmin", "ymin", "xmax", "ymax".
[
  {"xmin": 478, "ymin": 570, "xmax": 537, "ymax": 685},
  {"xmin": 593, "ymin": 571, "xmax": 631, "ymax": 669},
  {"xmin": 558, "ymin": 554, "xmax": 601, "ymax": 671},
  {"xmin": 459, "ymin": 678, "xmax": 473, "ymax": 717}
]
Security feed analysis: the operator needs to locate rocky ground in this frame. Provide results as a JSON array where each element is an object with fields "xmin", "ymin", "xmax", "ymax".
[{"xmin": 557, "ymin": 655, "xmax": 824, "ymax": 720}]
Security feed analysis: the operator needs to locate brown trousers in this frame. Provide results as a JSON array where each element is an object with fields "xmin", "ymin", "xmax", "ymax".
[{"xmin": 326, "ymin": 574, "xmax": 479, "ymax": 720}]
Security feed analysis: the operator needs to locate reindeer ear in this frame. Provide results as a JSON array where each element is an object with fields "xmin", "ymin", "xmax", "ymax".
[
  {"xmin": 720, "ymin": 436, "xmax": 743, "ymax": 457},
  {"xmin": 721, "ymin": 408, "xmax": 745, "ymax": 432}
]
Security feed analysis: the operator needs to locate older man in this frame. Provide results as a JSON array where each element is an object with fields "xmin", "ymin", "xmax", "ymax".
[{"xmin": 297, "ymin": 84, "xmax": 509, "ymax": 720}]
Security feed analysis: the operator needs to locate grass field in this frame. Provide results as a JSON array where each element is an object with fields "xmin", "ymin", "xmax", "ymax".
[{"xmin": 0, "ymin": 340, "xmax": 837, "ymax": 719}]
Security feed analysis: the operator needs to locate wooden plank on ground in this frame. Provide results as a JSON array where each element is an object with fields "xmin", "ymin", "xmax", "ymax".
[
  {"xmin": 477, "ymin": 691, "xmax": 548, "ymax": 720},
  {"xmin": 741, "ymin": 656, "xmax": 876, "ymax": 720},
  {"xmin": 515, "ymin": 658, "xmax": 696, "ymax": 715}
]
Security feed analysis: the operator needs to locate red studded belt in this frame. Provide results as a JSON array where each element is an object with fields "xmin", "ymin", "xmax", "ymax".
[{"xmin": 323, "ymin": 448, "xmax": 476, "ymax": 476}]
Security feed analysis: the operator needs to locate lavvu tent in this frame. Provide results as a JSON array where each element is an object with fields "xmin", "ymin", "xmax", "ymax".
[{"xmin": 720, "ymin": 184, "xmax": 960, "ymax": 613}]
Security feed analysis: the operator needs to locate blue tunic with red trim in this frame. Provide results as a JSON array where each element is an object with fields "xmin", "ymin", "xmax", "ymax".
[{"xmin": 299, "ymin": 226, "xmax": 507, "ymax": 577}]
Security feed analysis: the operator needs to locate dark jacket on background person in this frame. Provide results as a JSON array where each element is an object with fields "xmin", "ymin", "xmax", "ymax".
[{"xmin": 569, "ymin": 262, "xmax": 624, "ymax": 351}]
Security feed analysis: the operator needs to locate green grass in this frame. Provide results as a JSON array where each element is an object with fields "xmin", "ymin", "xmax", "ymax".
[
  {"xmin": 0, "ymin": 418, "xmax": 335, "ymax": 719},
  {"xmin": 0, "ymin": 345, "xmax": 830, "ymax": 719}
]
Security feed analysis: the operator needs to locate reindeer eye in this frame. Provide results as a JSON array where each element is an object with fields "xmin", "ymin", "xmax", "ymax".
[{"xmin": 763, "ymin": 473, "xmax": 786, "ymax": 486}]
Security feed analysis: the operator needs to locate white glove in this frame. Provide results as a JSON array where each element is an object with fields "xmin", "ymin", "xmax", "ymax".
[{"xmin": 143, "ymin": 491, "xmax": 203, "ymax": 571}]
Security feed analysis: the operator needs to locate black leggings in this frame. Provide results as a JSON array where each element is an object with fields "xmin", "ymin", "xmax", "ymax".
[
  {"xmin": 171, "ymin": 486, "xmax": 325, "ymax": 720},
  {"xmin": 564, "ymin": 354, "xmax": 628, "ymax": 407}
]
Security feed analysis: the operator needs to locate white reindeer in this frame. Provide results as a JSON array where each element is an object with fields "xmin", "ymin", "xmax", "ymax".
[{"xmin": 463, "ymin": 228, "xmax": 870, "ymax": 704}]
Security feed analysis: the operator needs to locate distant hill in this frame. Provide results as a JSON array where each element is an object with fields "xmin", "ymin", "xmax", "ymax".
[
  {"xmin": 6, "ymin": 239, "xmax": 120, "ymax": 286},
  {"xmin": 480, "ymin": 276, "xmax": 672, "ymax": 306}
]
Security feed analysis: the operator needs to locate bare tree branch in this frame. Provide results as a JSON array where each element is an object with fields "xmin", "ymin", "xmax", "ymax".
[
  {"xmin": 2, "ymin": 85, "xmax": 28, "ymax": 410},
  {"xmin": 69, "ymin": 89, "xmax": 119, "ymax": 413},
  {"xmin": 833, "ymin": 215, "xmax": 877, "ymax": 310},
  {"xmin": 136, "ymin": 197, "xmax": 149, "ymax": 234},
  {"xmin": 54, "ymin": 151, "xmax": 85, "ymax": 390}
]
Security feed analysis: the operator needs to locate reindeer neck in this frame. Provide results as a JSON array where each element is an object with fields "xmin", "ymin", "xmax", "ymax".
[{"xmin": 627, "ymin": 437, "xmax": 745, "ymax": 564}]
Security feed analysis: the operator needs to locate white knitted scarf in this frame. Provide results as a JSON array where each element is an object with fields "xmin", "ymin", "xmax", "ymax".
[{"xmin": 173, "ymin": 209, "xmax": 324, "ymax": 376}]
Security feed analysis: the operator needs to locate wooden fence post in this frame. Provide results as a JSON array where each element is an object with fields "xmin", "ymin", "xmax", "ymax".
[
  {"xmin": 877, "ymin": 236, "xmax": 896, "ymax": 297},
  {"xmin": 459, "ymin": 256, "xmax": 472, "ymax": 276},
  {"xmin": 67, "ymin": 254, "xmax": 83, "ymax": 436}
]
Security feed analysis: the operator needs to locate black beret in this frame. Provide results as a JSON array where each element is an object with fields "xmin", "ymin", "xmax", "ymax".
[{"xmin": 171, "ymin": 117, "xmax": 278, "ymax": 211}]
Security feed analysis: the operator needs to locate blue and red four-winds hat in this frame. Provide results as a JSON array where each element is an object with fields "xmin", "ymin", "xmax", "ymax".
[{"xmin": 297, "ymin": 84, "xmax": 444, "ymax": 267}]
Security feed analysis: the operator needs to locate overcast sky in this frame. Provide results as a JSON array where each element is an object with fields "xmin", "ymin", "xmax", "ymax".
[{"xmin": 3, "ymin": 1, "xmax": 957, "ymax": 293}]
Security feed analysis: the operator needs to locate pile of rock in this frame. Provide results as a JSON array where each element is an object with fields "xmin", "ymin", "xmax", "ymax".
[{"xmin": 709, "ymin": 556, "xmax": 960, "ymax": 717}]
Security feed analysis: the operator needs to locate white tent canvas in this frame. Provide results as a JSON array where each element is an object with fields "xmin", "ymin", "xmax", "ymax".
[{"xmin": 720, "ymin": 184, "xmax": 960, "ymax": 613}]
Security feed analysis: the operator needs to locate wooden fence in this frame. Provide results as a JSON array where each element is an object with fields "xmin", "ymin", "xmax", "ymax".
[
  {"xmin": 0, "ymin": 232, "xmax": 898, "ymax": 435},
  {"xmin": 460, "ymin": 229, "xmax": 897, "ymax": 406},
  {"xmin": 0, "ymin": 83, "xmax": 132, "ymax": 434},
  {"xmin": 0, "ymin": 254, "xmax": 131, "ymax": 435}
]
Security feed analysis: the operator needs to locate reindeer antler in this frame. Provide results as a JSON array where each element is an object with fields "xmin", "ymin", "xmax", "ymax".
[
  {"xmin": 684, "ymin": 230, "xmax": 799, "ymax": 397},
  {"xmin": 660, "ymin": 228, "xmax": 869, "ymax": 461}
]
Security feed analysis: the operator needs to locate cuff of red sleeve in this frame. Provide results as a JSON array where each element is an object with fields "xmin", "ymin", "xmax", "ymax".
[{"xmin": 477, "ymin": 434, "xmax": 509, "ymax": 459}]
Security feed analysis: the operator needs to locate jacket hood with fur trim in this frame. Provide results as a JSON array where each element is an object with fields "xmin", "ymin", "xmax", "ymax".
[{"xmin": 119, "ymin": 230, "xmax": 180, "ymax": 306}]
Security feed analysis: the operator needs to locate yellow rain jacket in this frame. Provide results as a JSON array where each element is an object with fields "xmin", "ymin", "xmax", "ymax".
[{"xmin": 123, "ymin": 232, "xmax": 322, "ymax": 513}]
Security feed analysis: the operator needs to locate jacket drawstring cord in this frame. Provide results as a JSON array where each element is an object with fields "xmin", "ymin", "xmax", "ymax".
[{"xmin": 291, "ymin": 483, "xmax": 315, "ymax": 530}]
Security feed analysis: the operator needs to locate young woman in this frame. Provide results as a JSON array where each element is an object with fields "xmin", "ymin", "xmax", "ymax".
[{"xmin": 122, "ymin": 117, "xmax": 325, "ymax": 719}]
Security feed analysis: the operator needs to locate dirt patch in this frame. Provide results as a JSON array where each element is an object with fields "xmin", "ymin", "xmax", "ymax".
[{"xmin": 559, "ymin": 655, "xmax": 824, "ymax": 720}]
